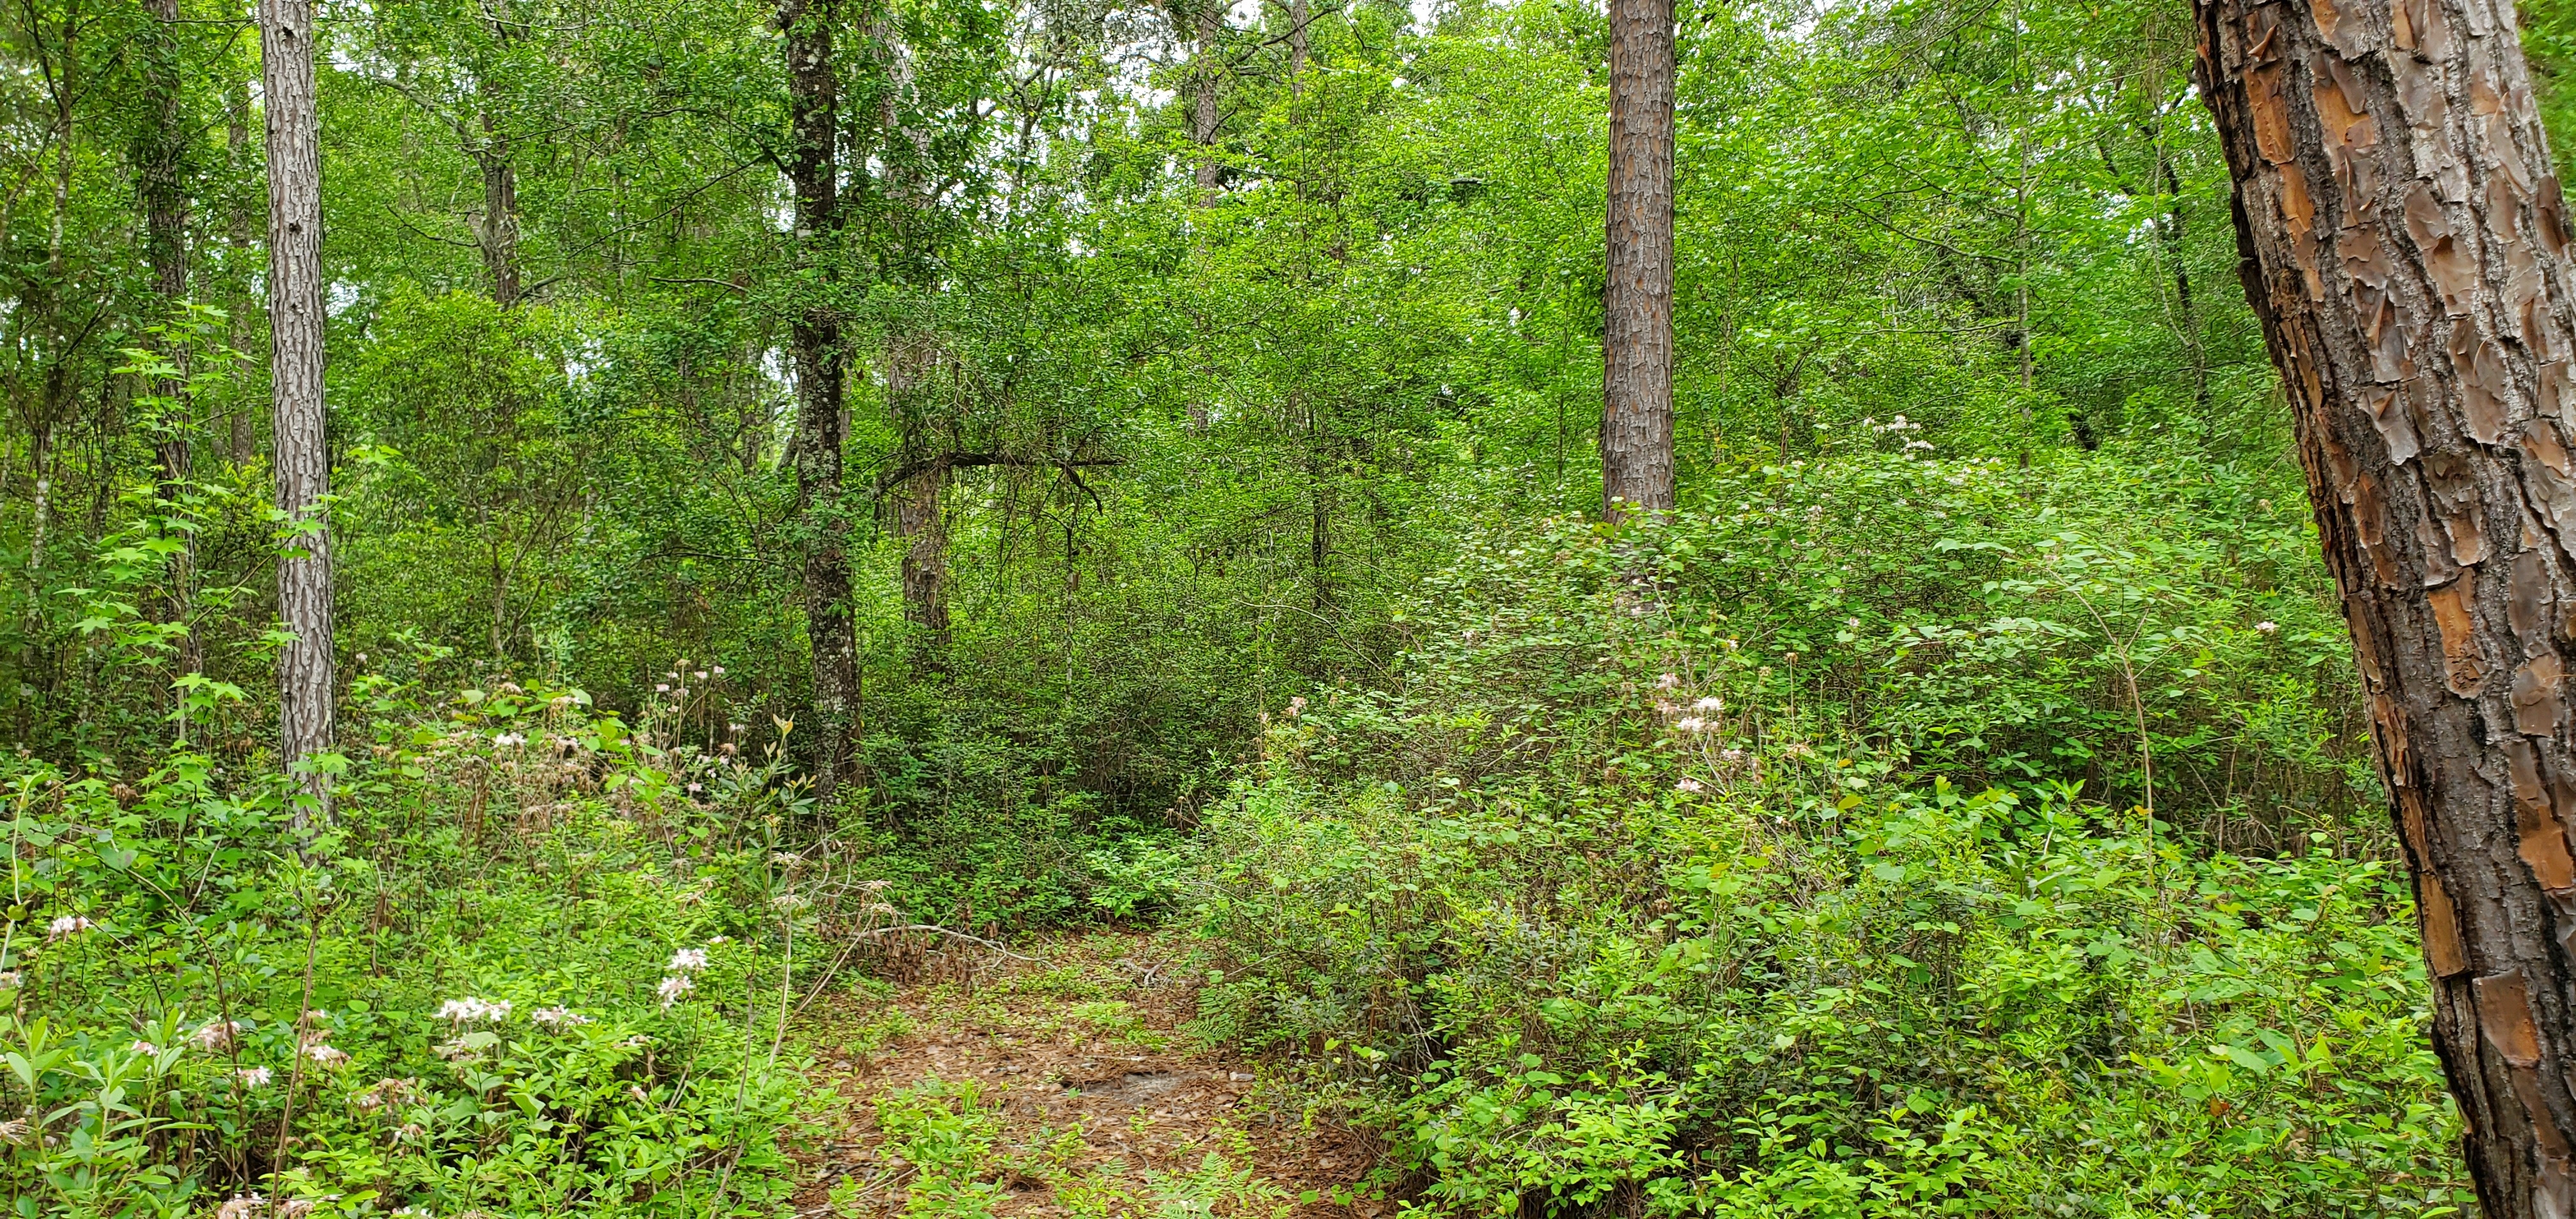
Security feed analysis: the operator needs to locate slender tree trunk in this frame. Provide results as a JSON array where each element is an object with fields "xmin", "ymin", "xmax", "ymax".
[
  {"xmin": 2150, "ymin": 135, "xmax": 2214, "ymax": 416},
  {"xmin": 263, "ymin": 0, "xmax": 334, "ymax": 821},
  {"xmin": 1190, "ymin": 0, "xmax": 1222, "ymax": 199},
  {"xmin": 781, "ymin": 0, "xmax": 859, "ymax": 806},
  {"xmin": 2195, "ymin": 0, "xmax": 2576, "ymax": 1211},
  {"xmin": 875, "ymin": 22, "xmax": 951, "ymax": 658},
  {"xmin": 478, "ymin": 106, "xmax": 520, "ymax": 309},
  {"xmin": 1289, "ymin": 0, "xmax": 1306, "ymax": 96},
  {"xmin": 475, "ymin": 17, "xmax": 521, "ymax": 309},
  {"xmin": 228, "ymin": 79, "xmax": 258, "ymax": 468},
  {"xmin": 887, "ymin": 335, "xmax": 949, "ymax": 654},
  {"xmin": 142, "ymin": 0, "xmax": 199, "ymax": 685},
  {"xmin": 1601, "ymin": 0, "xmax": 1673, "ymax": 523}
]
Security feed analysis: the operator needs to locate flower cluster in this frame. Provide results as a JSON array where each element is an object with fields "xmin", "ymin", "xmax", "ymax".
[
  {"xmin": 666, "ymin": 947, "xmax": 707, "ymax": 972},
  {"xmin": 656, "ymin": 975, "xmax": 695, "ymax": 1009},
  {"xmin": 46, "ymin": 914, "xmax": 95, "ymax": 939},
  {"xmin": 353, "ymin": 1076, "xmax": 420, "ymax": 1112},
  {"xmin": 192, "ymin": 1020, "xmax": 245, "ymax": 1052},
  {"xmin": 531, "ymin": 1005, "xmax": 592, "ymax": 1029},
  {"xmin": 436, "ymin": 997, "xmax": 512, "ymax": 1023}
]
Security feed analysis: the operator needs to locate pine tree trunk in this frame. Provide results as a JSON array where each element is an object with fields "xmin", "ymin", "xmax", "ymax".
[
  {"xmin": 263, "ymin": 0, "xmax": 334, "ymax": 822},
  {"xmin": 2197, "ymin": 0, "xmax": 2576, "ymax": 1210},
  {"xmin": 1192, "ymin": 1, "xmax": 1222, "ymax": 199},
  {"xmin": 1602, "ymin": 0, "xmax": 1673, "ymax": 523},
  {"xmin": 782, "ymin": 0, "xmax": 859, "ymax": 807},
  {"xmin": 142, "ymin": 0, "xmax": 198, "ymax": 686}
]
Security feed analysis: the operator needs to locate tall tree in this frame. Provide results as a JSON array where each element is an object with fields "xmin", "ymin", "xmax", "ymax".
[
  {"xmin": 783, "ymin": 0, "xmax": 860, "ymax": 804},
  {"xmin": 263, "ymin": 0, "xmax": 334, "ymax": 817},
  {"xmin": 2195, "ymin": 0, "xmax": 2576, "ymax": 1209},
  {"xmin": 475, "ymin": 10, "xmax": 522, "ymax": 309},
  {"xmin": 1601, "ymin": 0, "xmax": 1673, "ymax": 522},
  {"xmin": 139, "ymin": 0, "xmax": 197, "ymax": 682}
]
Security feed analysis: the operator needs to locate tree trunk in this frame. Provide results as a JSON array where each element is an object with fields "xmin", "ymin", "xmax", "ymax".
[
  {"xmin": 477, "ymin": 95, "xmax": 521, "ymax": 309},
  {"xmin": 228, "ymin": 78, "xmax": 258, "ymax": 468},
  {"xmin": 1289, "ymin": 0, "xmax": 1306, "ymax": 96},
  {"xmin": 1602, "ymin": 0, "xmax": 1673, "ymax": 523},
  {"xmin": 475, "ymin": 12, "xmax": 521, "ymax": 309},
  {"xmin": 887, "ymin": 335, "xmax": 950, "ymax": 654},
  {"xmin": 782, "ymin": 0, "xmax": 859, "ymax": 807},
  {"xmin": 263, "ymin": 0, "xmax": 334, "ymax": 822},
  {"xmin": 2196, "ymin": 0, "xmax": 2576, "ymax": 1211},
  {"xmin": 141, "ymin": 0, "xmax": 199, "ymax": 686},
  {"xmin": 1190, "ymin": 0, "xmax": 1222, "ymax": 199}
]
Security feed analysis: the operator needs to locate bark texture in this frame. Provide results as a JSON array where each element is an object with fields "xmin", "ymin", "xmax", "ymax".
[
  {"xmin": 782, "ymin": 0, "xmax": 860, "ymax": 806},
  {"xmin": 477, "ymin": 79, "xmax": 521, "ymax": 309},
  {"xmin": 887, "ymin": 334, "xmax": 950, "ymax": 652},
  {"xmin": 2198, "ymin": 0, "xmax": 2576, "ymax": 1211},
  {"xmin": 263, "ymin": 0, "xmax": 334, "ymax": 818},
  {"xmin": 1191, "ymin": 0, "xmax": 1223, "ymax": 199},
  {"xmin": 1602, "ymin": 0, "xmax": 1674, "ymax": 523}
]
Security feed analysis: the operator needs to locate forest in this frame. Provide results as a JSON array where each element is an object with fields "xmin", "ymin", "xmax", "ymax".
[{"xmin": 19, "ymin": 0, "xmax": 2576, "ymax": 1211}]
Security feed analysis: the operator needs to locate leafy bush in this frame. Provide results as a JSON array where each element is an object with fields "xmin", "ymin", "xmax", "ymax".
[
  {"xmin": 1188, "ymin": 454, "xmax": 2463, "ymax": 1216},
  {"xmin": 0, "ymin": 682, "xmax": 829, "ymax": 1216}
]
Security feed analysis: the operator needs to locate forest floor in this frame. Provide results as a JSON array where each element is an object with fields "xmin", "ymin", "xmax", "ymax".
[{"xmin": 789, "ymin": 930, "xmax": 1387, "ymax": 1219}]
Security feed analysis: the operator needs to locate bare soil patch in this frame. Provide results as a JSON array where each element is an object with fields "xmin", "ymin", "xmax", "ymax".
[{"xmin": 791, "ymin": 930, "xmax": 1384, "ymax": 1219}]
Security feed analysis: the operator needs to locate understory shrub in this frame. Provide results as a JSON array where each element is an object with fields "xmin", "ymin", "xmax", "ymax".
[{"xmin": 1189, "ymin": 454, "xmax": 2463, "ymax": 1216}]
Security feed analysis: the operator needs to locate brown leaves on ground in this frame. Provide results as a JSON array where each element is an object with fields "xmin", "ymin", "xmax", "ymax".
[{"xmin": 792, "ymin": 930, "xmax": 1383, "ymax": 1219}]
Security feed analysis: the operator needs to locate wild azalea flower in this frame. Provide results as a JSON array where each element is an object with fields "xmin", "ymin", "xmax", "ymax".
[{"xmin": 656, "ymin": 976, "xmax": 694, "ymax": 1009}]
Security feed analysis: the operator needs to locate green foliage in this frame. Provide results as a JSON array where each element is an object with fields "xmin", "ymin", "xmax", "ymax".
[
  {"xmin": 0, "ymin": 687, "xmax": 838, "ymax": 1214},
  {"xmin": 1189, "ymin": 456, "xmax": 2461, "ymax": 1215}
]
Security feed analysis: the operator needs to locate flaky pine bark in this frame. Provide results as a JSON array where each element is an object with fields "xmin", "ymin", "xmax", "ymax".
[
  {"xmin": 141, "ymin": 0, "xmax": 198, "ymax": 684},
  {"xmin": 263, "ymin": 0, "xmax": 334, "ymax": 820},
  {"xmin": 1191, "ymin": 0, "xmax": 1222, "ymax": 199},
  {"xmin": 1602, "ymin": 0, "xmax": 1673, "ymax": 523},
  {"xmin": 782, "ymin": 0, "xmax": 859, "ymax": 806},
  {"xmin": 2200, "ymin": 0, "xmax": 2576, "ymax": 1210}
]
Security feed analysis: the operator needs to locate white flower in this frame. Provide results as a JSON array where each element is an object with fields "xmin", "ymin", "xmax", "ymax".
[
  {"xmin": 217, "ymin": 1195, "xmax": 267, "ymax": 1219},
  {"xmin": 656, "ymin": 975, "xmax": 694, "ymax": 1009},
  {"xmin": 666, "ymin": 948, "xmax": 708, "ymax": 972},
  {"xmin": 304, "ymin": 1043, "xmax": 349, "ymax": 1067},
  {"xmin": 1654, "ymin": 673, "xmax": 1680, "ymax": 690},
  {"xmin": 236, "ymin": 1066, "xmax": 273, "ymax": 1087},
  {"xmin": 46, "ymin": 915, "xmax": 94, "ymax": 939},
  {"xmin": 707, "ymin": 935, "xmax": 729, "ymax": 946},
  {"xmin": 192, "ymin": 1020, "xmax": 243, "ymax": 1052},
  {"xmin": 0, "ymin": 972, "xmax": 20, "ymax": 990},
  {"xmin": 1676, "ymin": 778, "xmax": 1705, "ymax": 794},
  {"xmin": 431, "ymin": 1039, "xmax": 476, "ymax": 1061},
  {"xmin": 2253, "ymin": 620, "xmax": 2279, "ymax": 634},
  {"xmin": 694, "ymin": 671, "xmax": 709, "ymax": 680},
  {"xmin": 711, "ymin": 666, "xmax": 725, "ymax": 676},
  {"xmin": 1673, "ymin": 717, "xmax": 1706, "ymax": 733},
  {"xmin": 130, "ymin": 1040, "xmax": 161, "ymax": 1056},
  {"xmin": 656, "ymin": 684, "xmax": 670, "ymax": 693},
  {"xmin": 493, "ymin": 732, "xmax": 525, "ymax": 748},
  {"xmin": 532, "ymin": 1006, "xmax": 592, "ymax": 1029},
  {"xmin": 436, "ymin": 997, "xmax": 510, "ymax": 1023},
  {"xmin": 1692, "ymin": 696, "xmax": 1723, "ymax": 712},
  {"xmin": 685, "ymin": 782, "xmax": 703, "ymax": 793}
]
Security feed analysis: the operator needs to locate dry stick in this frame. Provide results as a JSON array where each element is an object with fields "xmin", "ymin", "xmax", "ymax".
[{"xmin": 269, "ymin": 894, "xmax": 326, "ymax": 1199}]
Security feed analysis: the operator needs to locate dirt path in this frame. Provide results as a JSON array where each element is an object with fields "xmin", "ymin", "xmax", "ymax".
[{"xmin": 791, "ymin": 930, "xmax": 1387, "ymax": 1219}]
